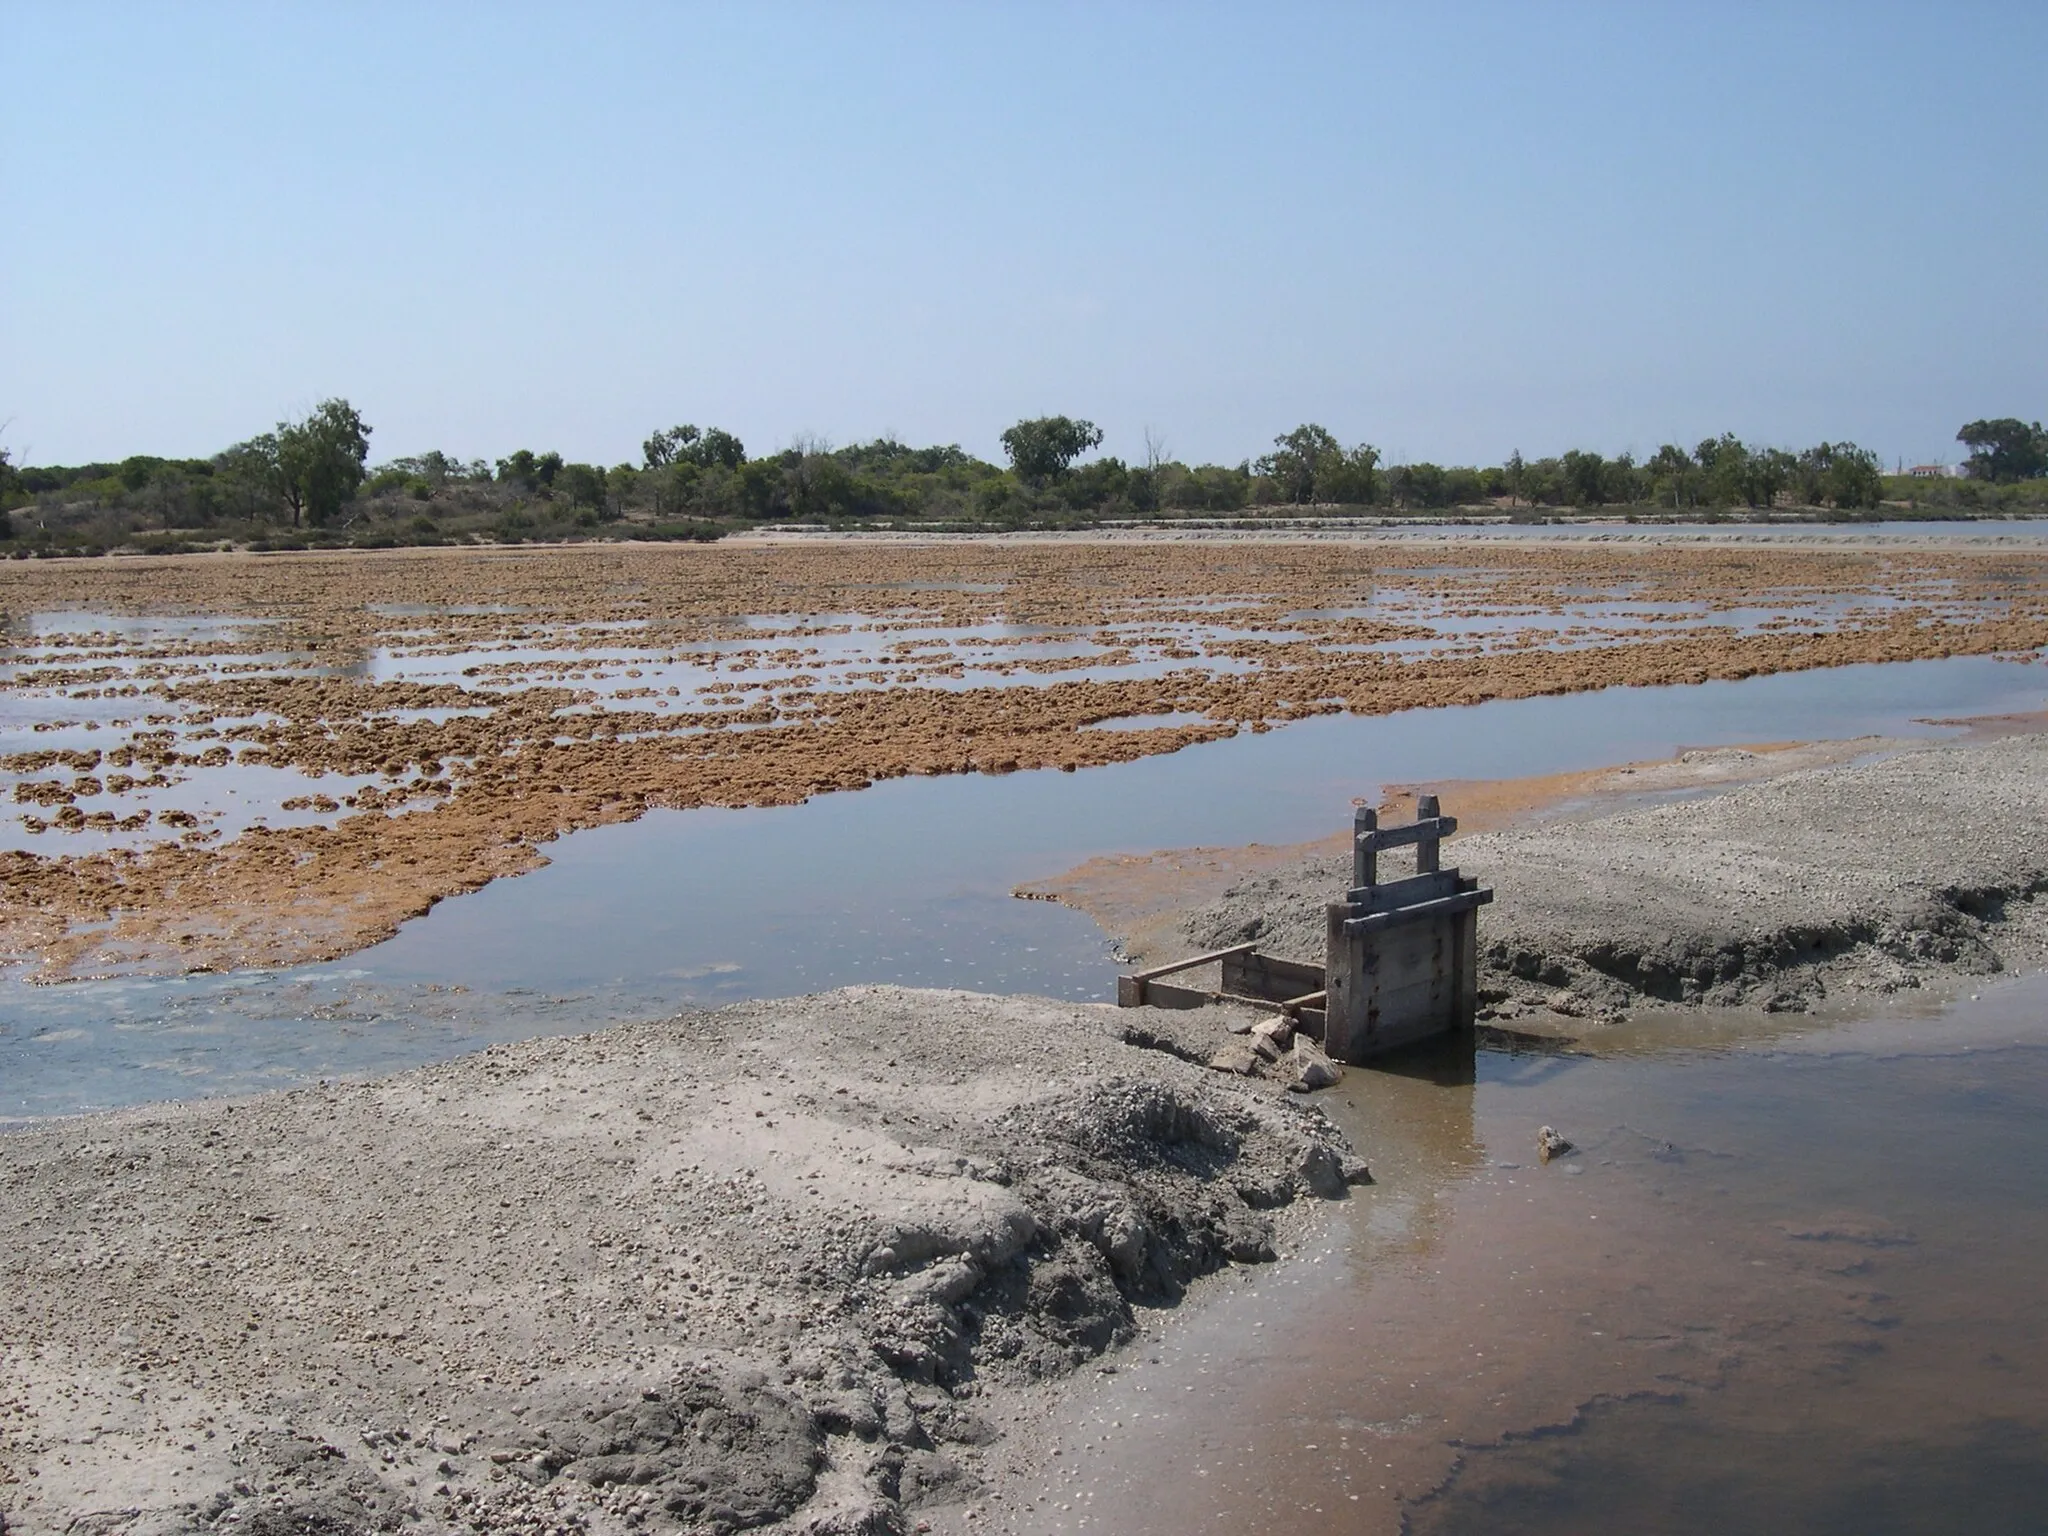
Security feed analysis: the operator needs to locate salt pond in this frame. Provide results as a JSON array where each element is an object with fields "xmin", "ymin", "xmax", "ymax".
[{"xmin": 3, "ymin": 651, "xmax": 2045, "ymax": 1121}]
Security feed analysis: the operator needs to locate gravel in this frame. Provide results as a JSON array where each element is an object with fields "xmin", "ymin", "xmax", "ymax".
[
  {"xmin": 1178, "ymin": 732, "xmax": 2048, "ymax": 1015},
  {"xmin": 0, "ymin": 986, "xmax": 1355, "ymax": 1536}
]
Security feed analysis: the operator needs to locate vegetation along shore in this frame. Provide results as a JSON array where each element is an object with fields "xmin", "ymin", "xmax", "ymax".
[{"xmin": 4, "ymin": 410, "xmax": 2046, "ymax": 557}]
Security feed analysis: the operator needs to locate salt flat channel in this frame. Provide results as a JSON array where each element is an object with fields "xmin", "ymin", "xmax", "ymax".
[{"xmin": 4, "ymin": 651, "xmax": 2044, "ymax": 1122}]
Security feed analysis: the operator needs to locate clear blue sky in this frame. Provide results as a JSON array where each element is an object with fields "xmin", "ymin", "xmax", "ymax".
[{"xmin": 4, "ymin": 2, "xmax": 2044, "ymax": 472}]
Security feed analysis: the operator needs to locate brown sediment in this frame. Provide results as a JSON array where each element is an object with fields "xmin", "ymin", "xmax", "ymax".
[
  {"xmin": 1918, "ymin": 706, "xmax": 2048, "ymax": 741},
  {"xmin": 3, "ymin": 537, "xmax": 2048, "ymax": 979}
]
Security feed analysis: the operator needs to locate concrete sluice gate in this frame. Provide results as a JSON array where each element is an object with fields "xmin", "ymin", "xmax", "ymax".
[{"xmin": 1117, "ymin": 794, "xmax": 1493, "ymax": 1062}]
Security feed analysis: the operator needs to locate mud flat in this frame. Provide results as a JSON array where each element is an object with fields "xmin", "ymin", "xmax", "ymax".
[
  {"xmin": 1176, "ymin": 728, "xmax": 2048, "ymax": 1019},
  {"xmin": 5, "ymin": 535, "xmax": 2047, "ymax": 980},
  {"xmin": 0, "ymin": 987, "xmax": 1363, "ymax": 1536}
]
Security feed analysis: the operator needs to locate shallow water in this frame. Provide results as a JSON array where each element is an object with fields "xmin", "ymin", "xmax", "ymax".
[
  {"xmin": 997, "ymin": 978, "xmax": 2048, "ymax": 1535},
  {"xmin": 3, "ymin": 653, "xmax": 2046, "ymax": 1120},
  {"xmin": 1110, "ymin": 517, "xmax": 2048, "ymax": 541},
  {"xmin": 3, "ymin": 543, "xmax": 2028, "ymax": 860}
]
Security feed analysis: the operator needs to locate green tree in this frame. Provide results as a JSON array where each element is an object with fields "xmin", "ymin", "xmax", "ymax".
[
  {"xmin": 1560, "ymin": 449, "xmax": 1608, "ymax": 506},
  {"xmin": 1321, "ymin": 444, "xmax": 1382, "ymax": 505},
  {"xmin": 275, "ymin": 399, "xmax": 371, "ymax": 527},
  {"xmin": 497, "ymin": 449, "xmax": 539, "ymax": 488},
  {"xmin": 558, "ymin": 462, "xmax": 607, "ymax": 512},
  {"xmin": 1796, "ymin": 442, "xmax": 1885, "ymax": 509},
  {"xmin": 214, "ymin": 436, "xmax": 284, "ymax": 521},
  {"xmin": 1696, "ymin": 434, "xmax": 1755, "ymax": 507},
  {"xmin": 1647, "ymin": 444, "xmax": 1701, "ymax": 508},
  {"xmin": 1061, "ymin": 457, "xmax": 1131, "ymax": 511},
  {"xmin": 1387, "ymin": 462, "xmax": 1449, "ymax": 510},
  {"xmin": 999, "ymin": 416, "xmax": 1102, "ymax": 487},
  {"xmin": 1755, "ymin": 447, "xmax": 1797, "ymax": 509},
  {"xmin": 644, "ymin": 425, "xmax": 700, "ymax": 469},
  {"xmin": 496, "ymin": 450, "xmax": 564, "ymax": 491},
  {"xmin": 1957, "ymin": 418, "xmax": 2048, "ymax": 482},
  {"xmin": 1257, "ymin": 424, "xmax": 1340, "ymax": 504},
  {"xmin": 694, "ymin": 428, "xmax": 746, "ymax": 471},
  {"xmin": 645, "ymin": 424, "xmax": 746, "ymax": 472}
]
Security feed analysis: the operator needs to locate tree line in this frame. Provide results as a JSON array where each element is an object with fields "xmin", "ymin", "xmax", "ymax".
[{"xmin": 1, "ymin": 403, "xmax": 2041, "ymax": 553}]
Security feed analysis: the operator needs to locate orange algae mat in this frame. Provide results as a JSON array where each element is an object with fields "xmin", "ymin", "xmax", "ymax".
[{"xmin": 2, "ymin": 535, "xmax": 2046, "ymax": 980}]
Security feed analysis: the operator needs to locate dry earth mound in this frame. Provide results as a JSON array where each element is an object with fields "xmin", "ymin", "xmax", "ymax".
[
  {"xmin": 0, "ymin": 986, "xmax": 1363, "ymax": 1536},
  {"xmin": 1179, "ymin": 733, "xmax": 2048, "ymax": 1015}
]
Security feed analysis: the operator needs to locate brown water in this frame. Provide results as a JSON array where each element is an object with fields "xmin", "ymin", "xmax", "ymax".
[{"xmin": 975, "ymin": 977, "xmax": 2048, "ymax": 1535}]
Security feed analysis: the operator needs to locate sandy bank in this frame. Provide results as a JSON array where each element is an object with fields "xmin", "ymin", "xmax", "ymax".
[
  {"xmin": 1176, "ymin": 731, "xmax": 2048, "ymax": 1017},
  {"xmin": 0, "ymin": 986, "xmax": 1358, "ymax": 1536}
]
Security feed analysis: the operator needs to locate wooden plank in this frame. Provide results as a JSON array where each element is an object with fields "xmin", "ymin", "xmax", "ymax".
[
  {"xmin": 1221, "ymin": 949, "xmax": 1325, "ymax": 1001},
  {"xmin": 1134, "ymin": 980, "xmax": 1223, "ymax": 1011},
  {"xmin": 1343, "ymin": 868, "xmax": 1464, "ymax": 912},
  {"xmin": 1342, "ymin": 887, "xmax": 1492, "ymax": 937},
  {"xmin": 1121, "ymin": 979, "xmax": 1310, "ymax": 1018},
  {"xmin": 1125, "ymin": 940, "xmax": 1259, "ymax": 984},
  {"xmin": 1353, "ymin": 805, "xmax": 1378, "ymax": 889},
  {"xmin": 1358, "ymin": 815, "xmax": 1457, "ymax": 853}
]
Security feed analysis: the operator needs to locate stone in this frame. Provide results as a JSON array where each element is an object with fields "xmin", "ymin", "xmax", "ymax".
[
  {"xmin": 1288, "ymin": 1036, "xmax": 1342, "ymax": 1092},
  {"xmin": 1296, "ymin": 1142, "xmax": 1347, "ymax": 1199},
  {"xmin": 1205, "ymin": 1040, "xmax": 1262, "ymax": 1077},
  {"xmin": 1537, "ymin": 1126, "xmax": 1573, "ymax": 1162},
  {"xmin": 1250, "ymin": 1016, "xmax": 1295, "ymax": 1051}
]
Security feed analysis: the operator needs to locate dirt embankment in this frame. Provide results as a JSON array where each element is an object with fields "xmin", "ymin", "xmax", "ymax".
[
  {"xmin": 0, "ymin": 986, "xmax": 1361, "ymax": 1536},
  {"xmin": 1177, "ymin": 732, "xmax": 2048, "ymax": 1017}
]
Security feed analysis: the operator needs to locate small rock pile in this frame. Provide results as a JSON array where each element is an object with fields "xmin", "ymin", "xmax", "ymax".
[{"xmin": 1204, "ymin": 1012, "xmax": 1345, "ymax": 1093}]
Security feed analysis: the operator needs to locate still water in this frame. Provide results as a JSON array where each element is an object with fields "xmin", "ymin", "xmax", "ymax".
[
  {"xmin": 1001, "ymin": 980, "xmax": 2048, "ymax": 1535},
  {"xmin": 3, "ymin": 653, "xmax": 2046, "ymax": 1120}
]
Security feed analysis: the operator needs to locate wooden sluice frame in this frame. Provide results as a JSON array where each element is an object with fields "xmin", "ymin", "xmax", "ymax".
[{"xmin": 1115, "ymin": 794, "xmax": 1493, "ymax": 1063}]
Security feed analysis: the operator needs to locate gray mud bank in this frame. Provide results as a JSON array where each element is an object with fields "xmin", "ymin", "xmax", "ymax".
[
  {"xmin": 0, "ymin": 987, "xmax": 1360, "ymax": 1536},
  {"xmin": 1183, "ymin": 731, "xmax": 2048, "ymax": 1018}
]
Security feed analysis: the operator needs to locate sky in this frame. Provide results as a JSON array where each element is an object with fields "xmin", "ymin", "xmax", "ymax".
[{"xmin": 3, "ymin": 2, "xmax": 2045, "ymax": 472}]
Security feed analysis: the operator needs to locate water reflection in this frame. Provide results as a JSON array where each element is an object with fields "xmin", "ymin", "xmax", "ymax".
[{"xmin": 1001, "ymin": 978, "xmax": 2048, "ymax": 1536}]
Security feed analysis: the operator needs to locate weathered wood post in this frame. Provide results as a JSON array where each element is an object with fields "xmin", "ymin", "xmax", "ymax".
[
  {"xmin": 1414, "ymin": 793, "xmax": 1440, "ymax": 874},
  {"xmin": 1353, "ymin": 804, "xmax": 1378, "ymax": 889}
]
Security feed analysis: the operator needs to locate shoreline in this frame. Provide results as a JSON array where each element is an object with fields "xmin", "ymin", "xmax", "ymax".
[
  {"xmin": 0, "ymin": 988, "xmax": 1360, "ymax": 1536},
  {"xmin": 11, "ymin": 725, "xmax": 2048, "ymax": 1530},
  {"xmin": 1167, "ymin": 726, "xmax": 2048, "ymax": 1023}
]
